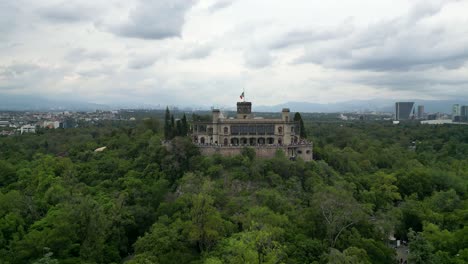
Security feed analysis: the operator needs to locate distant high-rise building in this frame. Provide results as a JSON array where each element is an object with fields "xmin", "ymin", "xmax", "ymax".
[
  {"xmin": 395, "ymin": 102, "xmax": 415, "ymax": 120},
  {"xmin": 461, "ymin": 105, "xmax": 468, "ymax": 122},
  {"xmin": 452, "ymin": 104, "xmax": 461, "ymax": 116},
  {"xmin": 461, "ymin": 105, "xmax": 468, "ymax": 117},
  {"xmin": 417, "ymin": 105, "xmax": 424, "ymax": 119}
]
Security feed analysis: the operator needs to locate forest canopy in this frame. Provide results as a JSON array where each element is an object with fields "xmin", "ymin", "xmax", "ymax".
[{"xmin": 0, "ymin": 116, "xmax": 467, "ymax": 264}]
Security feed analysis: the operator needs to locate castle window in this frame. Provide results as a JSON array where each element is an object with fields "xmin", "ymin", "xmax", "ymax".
[
  {"xmin": 306, "ymin": 150, "xmax": 311, "ymax": 154},
  {"xmin": 200, "ymin": 137, "xmax": 205, "ymax": 144},
  {"xmin": 224, "ymin": 127, "xmax": 229, "ymax": 134},
  {"xmin": 297, "ymin": 150, "xmax": 302, "ymax": 154},
  {"xmin": 224, "ymin": 138, "xmax": 228, "ymax": 146},
  {"xmin": 278, "ymin": 126, "xmax": 283, "ymax": 134}
]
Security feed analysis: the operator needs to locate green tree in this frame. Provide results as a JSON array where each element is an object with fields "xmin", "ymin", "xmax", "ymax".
[
  {"xmin": 313, "ymin": 187, "xmax": 366, "ymax": 247},
  {"xmin": 328, "ymin": 247, "xmax": 371, "ymax": 264},
  {"xmin": 181, "ymin": 114, "xmax": 188, "ymax": 136},
  {"xmin": 0, "ymin": 160, "xmax": 17, "ymax": 187},
  {"xmin": 188, "ymin": 193, "xmax": 230, "ymax": 252},
  {"xmin": 408, "ymin": 229, "xmax": 435, "ymax": 264},
  {"xmin": 293, "ymin": 112, "xmax": 307, "ymax": 138},
  {"xmin": 164, "ymin": 107, "xmax": 171, "ymax": 140},
  {"xmin": 206, "ymin": 230, "xmax": 285, "ymax": 264}
]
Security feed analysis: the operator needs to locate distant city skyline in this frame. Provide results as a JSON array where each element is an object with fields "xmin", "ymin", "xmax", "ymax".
[{"xmin": 1, "ymin": 0, "xmax": 468, "ymax": 106}]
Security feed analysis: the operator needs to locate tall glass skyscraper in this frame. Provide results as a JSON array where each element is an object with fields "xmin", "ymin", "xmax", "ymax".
[{"xmin": 395, "ymin": 102, "xmax": 415, "ymax": 120}]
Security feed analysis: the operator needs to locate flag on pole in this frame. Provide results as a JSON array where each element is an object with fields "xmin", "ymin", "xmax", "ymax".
[{"xmin": 240, "ymin": 92, "xmax": 244, "ymax": 99}]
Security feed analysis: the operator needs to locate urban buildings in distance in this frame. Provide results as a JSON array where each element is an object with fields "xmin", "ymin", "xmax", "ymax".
[
  {"xmin": 452, "ymin": 104, "xmax": 468, "ymax": 122},
  {"xmin": 417, "ymin": 105, "xmax": 424, "ymax": 119}
]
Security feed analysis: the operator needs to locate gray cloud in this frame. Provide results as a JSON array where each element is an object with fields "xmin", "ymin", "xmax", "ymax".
[
  {"xmin": 407, "ymin": 0, "xmax": 456, "ymax": 23},
  {"xmin": 0, "ymin": 63, "xmax": 41, "ymax": 78},
  {"xmin": 38, "ymin": 2, "xmax": 97, "ymax": 23},
  {"xmin": 244, "ymin": 49, "xmax": 273, "ymax": 68},
  {"xmin": 179, "ymin": 44, "xmax": 213, "ymax": 60},
  {"xmin": 110, "ymin": 0, "xmax": 197, "ymax": 40},
  {"xmin": 208, "ymin": 0, "xmax": 236, "ymax": 13},
  {"xmin": 128, "ymin": 56, "xmax": 158, "ymax": 70},
  {"xmin": 0, "ymin": 2, "xmax": 22, "ymax": 40},
  {"xmin": 269, "ymin": 23, "xmax": 353, "ymax": 50},
  {"xmin": 78, "ymin": 65, "xmax": 116, "ymax": 78},
  {"xmin": 0, "ymin": 62, "xmax": 69, "ymax": 94},
  {"xmin": 294, "ymin": 1, "xmax": 468, "ymax": 72},
  {"xmin": 356, "ymin": 69, "xmax": 468, "ymax": 91},
  {"xmin": 65, "ymin": 48, "xmax": 111, "ymax": 63}
]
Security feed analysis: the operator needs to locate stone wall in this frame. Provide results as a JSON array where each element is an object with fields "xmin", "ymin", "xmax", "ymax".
[{"xmin": 198, "ymin": 144, "xmax": 313, "ymax": 161}]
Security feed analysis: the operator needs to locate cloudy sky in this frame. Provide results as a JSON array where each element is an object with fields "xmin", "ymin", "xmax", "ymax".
[{"xmin": 1, "ymin": 0, "xmax": 468, "ymax": 107}]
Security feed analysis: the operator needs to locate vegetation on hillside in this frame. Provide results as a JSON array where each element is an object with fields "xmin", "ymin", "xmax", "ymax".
[{"xmin": 0, "ymin": 117, "xmax": 467, "ymax": 264}]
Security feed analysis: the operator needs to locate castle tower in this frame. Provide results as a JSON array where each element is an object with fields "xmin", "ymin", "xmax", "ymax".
[
  {"xmin": 237, "ymin": 102, "xmax": 253, "ymax": 119},
  {"xmin": 282, "ymin": 108, "xmax": 290, "ymax": 122}
]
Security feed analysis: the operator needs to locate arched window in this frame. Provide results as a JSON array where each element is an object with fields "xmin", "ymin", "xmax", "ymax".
[
  {"xmin": 278, "ymin": 126, "xmax": 283, "ymax": 134},
  {"xmin": 224, "ymin": 127, "xmax": 229, "ymax": 134},
  {"xmin": 278, "ymin": 138, "xmax": 282, "ymax": 145},
  {"xmin": 224, "ymin": 138, "xmax": 228, "ymax": 146},
  {"xmin": 200, "ymin": 137, "xmax": 205, "ymax": 144}
]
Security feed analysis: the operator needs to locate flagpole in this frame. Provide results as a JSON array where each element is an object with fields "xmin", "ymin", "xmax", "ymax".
[{"xmin": 243, "ymin": 87, "xmax": 245, "ymax": 102}]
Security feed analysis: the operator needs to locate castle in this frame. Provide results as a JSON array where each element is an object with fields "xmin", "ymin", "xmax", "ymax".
[{"xmin": 191, "ymin": 101, "xmax": 313, "ymax": 161}]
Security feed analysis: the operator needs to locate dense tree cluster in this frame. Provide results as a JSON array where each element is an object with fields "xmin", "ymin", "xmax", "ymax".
[
  {"xmin": 293, "ymin": 112, "xmax": 307, "ymax": 138},
  {"xmin": 164, "ymin": 107, "xmax": 188, "ymax": 140},
  {"xmin": 0, "ymin": 118, "xmax": 466, "ymax": 263}
]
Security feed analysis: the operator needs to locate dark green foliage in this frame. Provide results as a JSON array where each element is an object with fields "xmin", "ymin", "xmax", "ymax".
[
  {"xmin": 164, "ymin": 107, "xmax": 171, "ymax": 140},
  {"xmin": 0, "ymin": 119, "xmax": 467, "ymax": 263},
  {"xmin": 164, "ymin": 108, "xmax": 189, "ymax": 140},
  {"xmin": 294, "ymin": 112, "xmax": 307, "ymax": 138}
]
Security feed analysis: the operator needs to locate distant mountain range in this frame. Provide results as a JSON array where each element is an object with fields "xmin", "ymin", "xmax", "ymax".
[
  {"xmin": 0, "ymin": 94, "xmax": 110, "ymax": 111},
  {"xmin": 0, "ymin": 94, "xmax": 466, "ymax": 113}
]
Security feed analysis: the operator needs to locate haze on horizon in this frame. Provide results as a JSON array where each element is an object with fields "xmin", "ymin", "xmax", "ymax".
[{"xmin": 1, "ymin": 0, "xmax": 468, "ymax": 107}]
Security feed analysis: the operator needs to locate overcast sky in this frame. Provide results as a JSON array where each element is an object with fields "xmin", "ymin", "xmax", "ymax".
[{"xmin": 1, "ymin": 0, "xmax": 468, "ymax": 107}]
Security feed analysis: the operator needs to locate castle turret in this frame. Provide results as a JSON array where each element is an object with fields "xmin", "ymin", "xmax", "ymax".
[
  {"xmin": 282, "ymin": 108, "xmax": 290, "ymax": 122},
  {"xmin": 212, "ymin": 109, "xmax": 221, "ymax": 122},
  {"xmin": 237, "ymin": 102, "xmax": 253, "ymax": 119}
]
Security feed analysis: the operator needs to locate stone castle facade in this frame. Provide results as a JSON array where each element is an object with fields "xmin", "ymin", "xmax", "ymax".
[{"xmin": 192, "ymin": 101, "xmax": 313, "ymax": 161}]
